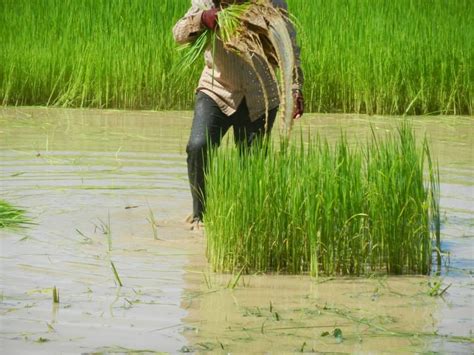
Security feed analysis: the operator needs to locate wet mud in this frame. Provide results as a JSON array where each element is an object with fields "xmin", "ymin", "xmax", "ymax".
[{"xmin": 0, "ymin": 107, "xmax": 472, "ymax": 353}]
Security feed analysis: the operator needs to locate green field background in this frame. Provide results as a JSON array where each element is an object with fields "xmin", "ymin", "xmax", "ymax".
[{"xmin": 1, "ymin": 0, "xmax": 472, "ymax": 115}]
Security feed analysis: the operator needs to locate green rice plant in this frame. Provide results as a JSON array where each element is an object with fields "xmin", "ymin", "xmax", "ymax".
[
  {"xmin": 204, "ymin": 122, "xmax": 440, "ymax": 275},
  {"xmin": 0, "ymin": 199, "xmax": 31, "ymax": 229},
  {"xmin": 178, "ymin": 30, "xmax": 213, "ymax": 70},
  {"xmin": 146, "ymin": 206, "xmax": 160, "ymax": 240},
  {"xmin": 96, "ymin": 213, "xmax": 112, "ymax": 251},
  {"xmin": 290, "ymin": 0, "xmax": 473, "ymax": 115},
  {"xmin": 216, "ymin": 2, "xmax": 252, "ymax": 45},
  {"xmin": 110, "ymin": 261, "xmax": 123, "ymax": 287},
  {"xmin": 179, "ymin": 0, "xmax": 252, "ymax": 68},
  {"xmin": 428, "ymin": 278, "xmax": 451, "ymax": 297},
  {"xmin": 52, "ymin": 286, "xmax": 60, "ymax": 304},
  {"xmin": 0, "ymin": 0, "xmax": 197, "ymax": 110}
]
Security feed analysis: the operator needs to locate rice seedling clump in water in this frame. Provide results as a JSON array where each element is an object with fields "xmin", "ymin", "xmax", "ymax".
[
  {"xmin": 204, "ymin": 123, "xmax": 440, "ymax": 276},
  {"xmin": 0, "ymin": 200, "xmax": 31, "ymax": 229}
]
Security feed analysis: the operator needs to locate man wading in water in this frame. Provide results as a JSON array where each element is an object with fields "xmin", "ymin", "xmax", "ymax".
[{"xmin": 173, "ymin": 0, "xmax": 304, "ymax": 230}]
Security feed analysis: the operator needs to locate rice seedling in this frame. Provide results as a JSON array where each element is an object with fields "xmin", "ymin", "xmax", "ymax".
[
  {"xmin": 333, "ymin": 328, "xmax": 344, "ymax": 343},
  {"xmin": 203, "ymin": 272, "xmax": 213, "ymax": 289},
  {"xmin": 299, "ymin": 342, "xmax": 307, "ymax": 352},
  {"xmin": 110, "ymin": 261, "xmax": 123, "ymax": 287},
  {"xmin": 96, "ymin": 213, "xmax": 112, "ymax": 251},
  {"xmin": 92, "ymin": 213, "xmax": 124, "ymax": 286},
  {"xmin": 75, "ymin": 228, "xmax": 93, "ymax": 244},
  {"xmin": 178, "ymin": 1, "xmax": 252, "ymax": 69},
  {"xmin": 226, "ymin": 267, "xmax": 244, "ymax": 289},
  {"xmin": 314, "ymin": 303, "xmax": 474, "ymax": 344},
  {"xmin": 146, "ymin": 206, "xmax": 160, "ymax": 240},
  {"xmin": 428, "ymin": 278, "xmax": 451, "ymax": 297},
  {"xmin": 0, "ymin": 200, "xmax": 31, "ymax": 229},
  {"xmin": 35, "ymin": 337, "xmax": 50, "ymax": 343},
  {"xmin": 204, "ymin": 122, "xmax": 440, "ymax": 275},
  {"xmin": 52, "ymin": 286, "xmax": 60, "ymax": 304},
  {"xmin": 46, "ymin": 322, "xmax": 56, "ymax": 332},
  {"xmin": 0, "ymin": 0, "xmax": 470, "ymax": 115}
]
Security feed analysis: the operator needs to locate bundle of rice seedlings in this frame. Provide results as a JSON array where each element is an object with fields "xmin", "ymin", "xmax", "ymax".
[
  {"xmin": 205, "ymin": 123, "xmax": 441, "ymax": 276},
  {"xmin": 0, "ymin": 200, "xmax": 31, "ymax": 229},
  {"xmin": 179, "ymin": 0, "xmax": 296, "ymax": 136}
]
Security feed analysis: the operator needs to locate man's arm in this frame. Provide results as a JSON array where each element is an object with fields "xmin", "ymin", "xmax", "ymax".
[{"xmin": 172, "ymin": 1, "xmax": 214, "ymax": 44}]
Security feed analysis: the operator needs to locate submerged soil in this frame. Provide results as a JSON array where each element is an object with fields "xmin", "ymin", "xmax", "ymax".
[{"xmin": 0, "ymin": 107, "xmax": 472, "ymax": 353}]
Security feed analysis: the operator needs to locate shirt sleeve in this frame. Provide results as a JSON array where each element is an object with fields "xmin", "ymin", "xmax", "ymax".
[{"xmin": 172, "ymin": 6, "xmax": 206, "ymax": 45}]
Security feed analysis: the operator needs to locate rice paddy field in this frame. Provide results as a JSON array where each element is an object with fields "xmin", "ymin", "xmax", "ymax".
[
  {"xmin": 1, "ymin": 0, "xmax": 473, "ymax": 353},
  {"xmin": 1, "ymin": 107, "xmax": 473, "ymax": 353},
  {"xmin": 1, "ymin": 0, "xmax": 472, "ymax": 115}
]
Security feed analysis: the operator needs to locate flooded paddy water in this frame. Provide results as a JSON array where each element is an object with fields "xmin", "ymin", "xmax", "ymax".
[{"xmin": 0, "ymin": 107, "xmax": 472, "ymax": 353}]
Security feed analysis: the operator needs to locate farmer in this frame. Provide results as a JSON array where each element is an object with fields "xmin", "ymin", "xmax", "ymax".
[{"xmin": 173, "ymin": 0, "xmax": 304, "ymax": 229}]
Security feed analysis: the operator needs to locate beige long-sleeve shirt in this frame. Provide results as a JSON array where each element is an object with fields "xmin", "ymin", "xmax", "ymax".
[{"xmin": 173, "ymin": 0, "xmax": 303, "ymax": 121}]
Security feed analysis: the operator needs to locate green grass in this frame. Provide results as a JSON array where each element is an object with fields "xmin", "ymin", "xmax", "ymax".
[
  {"xmin": 0, "ymin": 0, "xmax": 195, "ymax": 110},
  {"xmin": 0, "ymin": 199, "xmax": 31, "ymax": 229},
  {"xmin": 204, "ymin": 123, "xmax": 440, "ymax": 275},
  {"xmin": 1, "ymin": 0, "xmax": 472, "ymax": 115},
  {"xmin": 293, "ymin": 0, "xmax": 473, "ymax": 115}
]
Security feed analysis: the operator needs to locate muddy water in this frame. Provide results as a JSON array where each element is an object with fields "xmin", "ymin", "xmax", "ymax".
[{"xmin": 0, "ymin": 108, "xmax": 472, "ymax": 353}]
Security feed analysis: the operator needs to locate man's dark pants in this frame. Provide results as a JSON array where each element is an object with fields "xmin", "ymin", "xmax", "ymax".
[{"xmin": 186, "ymin": 91, "xmax": 278, "ymax": 222}]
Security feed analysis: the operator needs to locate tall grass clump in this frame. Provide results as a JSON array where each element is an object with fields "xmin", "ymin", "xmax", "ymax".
[
  {"xmin": 1, "ymin": 0, "xmax": 471, "ymax": 115},
  {"xmin": 0, "ymin": 200, "xmax": 31, "ymax": 229},
  {"xmin": 204, "ymin": 123, "xmax": 440, "ymax": 275}
]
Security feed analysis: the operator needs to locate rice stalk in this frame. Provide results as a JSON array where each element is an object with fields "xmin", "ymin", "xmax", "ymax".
[
  {"xmin": 52, "ymin": 286, "xmax": 60, "ymax": 304},
  {"xmin": 96, "ymin": 213, "xmax": 112, "ymax": 252},
  {"xmin": 218, "ymin": 2, "xmax": 252, "ymax": 44},
  {"xmin": 177, "ymin": 2, "xmax": 252, "ymax": 69},
  {"xmin": 0, "ymin": 200, "xmax": 31, "ymax": 229},
  {"xmin": 178, "ymin": 30, "xmax": 212, "ymax": 70},
  {"xmin": 110, "ymin": 261, "xmax": 123, "ymax": 287},
  {"xmin": 146, "ymin": 206, "xmax": 160, "ymax": 240}
]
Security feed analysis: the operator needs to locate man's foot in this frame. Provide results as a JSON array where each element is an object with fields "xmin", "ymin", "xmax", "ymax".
[
  {"xmin": 190, "ymin": 217, "xmax": 204, "ymax": 231},
  {"xmin": 184, "ymin": 213, "xmax": 194, "ymax": 224}
]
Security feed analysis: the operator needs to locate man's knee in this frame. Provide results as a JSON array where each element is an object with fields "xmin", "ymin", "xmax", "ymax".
[{"xmin": 186, "ymin": 136, "xmax": 208, "ymax": 158}]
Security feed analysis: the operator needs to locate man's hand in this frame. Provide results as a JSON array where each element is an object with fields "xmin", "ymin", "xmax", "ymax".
[
  {"xmin": 201, "ymin": 8, "xmax": 219, "ymax": 30},
  {"xmin": 293, "ymin": 90, "xmax": 304, "ymax": 119}
]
